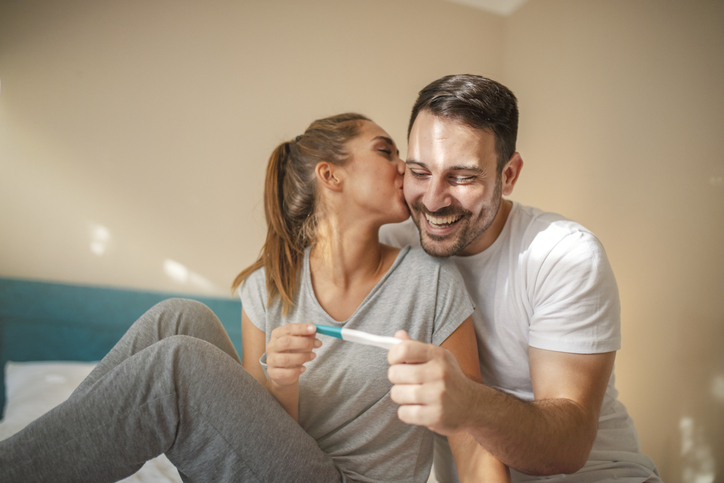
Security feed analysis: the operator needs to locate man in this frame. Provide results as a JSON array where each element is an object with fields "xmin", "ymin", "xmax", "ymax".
[{"xmin": 382, "ymin": 75, "xmax": 660, "ymax": 481}]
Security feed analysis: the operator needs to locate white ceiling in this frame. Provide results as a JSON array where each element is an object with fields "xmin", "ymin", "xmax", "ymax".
[{"xmin": 442, "ymin": 0, "xmax": 530, "ymax": 16}]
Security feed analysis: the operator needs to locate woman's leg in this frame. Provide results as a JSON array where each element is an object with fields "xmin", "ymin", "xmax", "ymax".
[
  {"xmin": 72, "ymin": 298, "xmax": 241, "ymax": 397},
  {"xmin": 0, "ymin": 300, "xmax": 341, "ymax": 483}
]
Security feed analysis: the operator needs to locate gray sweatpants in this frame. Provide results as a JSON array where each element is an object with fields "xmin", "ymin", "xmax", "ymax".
[{"xmin": 0, "ymin": 298, "xmax": 342, "ymax": 483}]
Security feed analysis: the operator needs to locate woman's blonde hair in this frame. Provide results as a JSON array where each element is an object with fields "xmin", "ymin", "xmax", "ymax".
[{"xmin": 231, "ymin": 113, "xmax": 370, "ymax": 314}]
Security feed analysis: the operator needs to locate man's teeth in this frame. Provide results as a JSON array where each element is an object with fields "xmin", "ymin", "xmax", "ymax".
[{"xmin": 425, "ymin": 213, "xmax": 462, "ymax": 226}]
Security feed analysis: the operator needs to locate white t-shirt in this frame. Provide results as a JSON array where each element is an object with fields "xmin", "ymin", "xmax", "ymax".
[{"xmin": 380, "ymin": 202, "xmax": 660, "ymax": 482}]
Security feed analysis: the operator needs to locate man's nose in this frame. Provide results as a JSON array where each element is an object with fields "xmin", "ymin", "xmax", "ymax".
[{"xmin": 422, "ymin": 177, "xmax": 452, "ymax": 212}]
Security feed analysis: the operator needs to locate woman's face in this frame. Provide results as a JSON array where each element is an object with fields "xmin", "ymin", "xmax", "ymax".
[{"xmin": 339, "ymin": 120, "xmax": 409, "ymax": 226}]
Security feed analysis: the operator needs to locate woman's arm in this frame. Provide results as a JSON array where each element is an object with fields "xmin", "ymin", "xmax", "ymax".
[{"xmin": 241, "ymin": 309, "xmax": 319, "ymax": 421}]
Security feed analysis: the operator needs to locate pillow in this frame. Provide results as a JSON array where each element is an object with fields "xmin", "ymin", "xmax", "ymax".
[{"xmin": 1, "ymin": 361, "xmax": 182, "ymax": 483}]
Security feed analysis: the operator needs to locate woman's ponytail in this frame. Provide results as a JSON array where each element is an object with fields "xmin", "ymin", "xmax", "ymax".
[{"xmin": 232, "ymin": 113, "xmax": 370, "ymax": 314}]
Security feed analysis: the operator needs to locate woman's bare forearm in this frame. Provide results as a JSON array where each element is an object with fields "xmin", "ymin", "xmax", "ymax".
[
  {"xmin": 264, "ymin": 379, "xmax": 300, "ymax": 422},
  {"xmin": 449, "ymin": 431, "xmax": 510, "ymax": 482}
]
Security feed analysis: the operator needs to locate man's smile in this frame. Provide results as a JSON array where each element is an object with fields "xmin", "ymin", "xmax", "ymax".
[
  {"xmin": 424, "ymin": 212, "xmax": 463, "ymax": 228},
  {"xmin": 410, "ymin": 202, "xmax": 470, "ymax": 239}
]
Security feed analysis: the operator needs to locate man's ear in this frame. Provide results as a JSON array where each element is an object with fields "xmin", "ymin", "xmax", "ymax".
[
  {"xmin": 315, "ymin": 162, "xmax": 344, "ymax": 192},
  {"xmin": 501, "ymin": 153, "xmax": 523, "ymax": 196}
]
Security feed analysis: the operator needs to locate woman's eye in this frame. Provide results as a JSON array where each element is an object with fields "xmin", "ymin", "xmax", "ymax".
[{"xmin": 378, "ymin": 149, "xmax": 392, "ymax": 155}]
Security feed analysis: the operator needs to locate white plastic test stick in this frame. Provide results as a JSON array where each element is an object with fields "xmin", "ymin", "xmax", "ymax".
[{"xmin": 314, "ymin": 324, "xmax": 402, "ymax": 350}]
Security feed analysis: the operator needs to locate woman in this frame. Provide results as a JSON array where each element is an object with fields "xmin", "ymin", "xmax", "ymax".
[{"xmin": 0, "ymin": 113, "xmax": 508, "ymax": 482}]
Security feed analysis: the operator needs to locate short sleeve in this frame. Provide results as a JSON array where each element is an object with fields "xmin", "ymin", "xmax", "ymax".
[
  {"xmin": 238, "ymin": 268, "xmax": 268, "ymax": 333},
  {"xmin": 379, "ymin": 219, "xmax": 420, "ymax": 249},
  {"xmin": 528, "ymin": 232, "xmax": 621, "ymax": 354},
  {"xmin": 431, "ymin": 259, "xmax": 475, "ymax": 346}
]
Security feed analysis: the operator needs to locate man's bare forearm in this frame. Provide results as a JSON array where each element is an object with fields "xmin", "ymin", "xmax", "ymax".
[{"xmin": 464, "ymin": 384, "xmax": 597, "ymax": 475}]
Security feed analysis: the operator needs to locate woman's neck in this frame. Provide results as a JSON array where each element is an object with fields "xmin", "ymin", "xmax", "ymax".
[
  {"xmin": 310, "ymin": 219, "xmax": 385, "ymax": 289},
  {"xmin": 308, "ymin": 217, "xmax": 398, "ymax": 321}
]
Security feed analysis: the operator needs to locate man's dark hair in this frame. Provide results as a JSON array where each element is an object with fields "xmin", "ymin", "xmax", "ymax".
[{"xmin": 408, "ymin": 74, "xmax": 519, "ymax": 173}]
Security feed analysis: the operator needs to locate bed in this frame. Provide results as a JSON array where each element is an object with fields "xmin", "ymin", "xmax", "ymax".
[
  {"xmin": 0, "ymin": 277, "xmax": 242, "ymax": 482},
  {"xmin": 0, "ymin": 277, "xmax": 441, "ymax": 483}
]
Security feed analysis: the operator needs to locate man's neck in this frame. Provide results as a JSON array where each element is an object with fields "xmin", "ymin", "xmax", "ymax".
[{"xmin": 458, "ymin": 199, "xmax": 513, "ymax": 256}]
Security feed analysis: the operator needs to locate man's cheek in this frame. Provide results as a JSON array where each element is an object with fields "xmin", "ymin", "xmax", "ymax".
[{"xmin": 402, "ymin": 178, "xmax": 418, "ymax": 206}]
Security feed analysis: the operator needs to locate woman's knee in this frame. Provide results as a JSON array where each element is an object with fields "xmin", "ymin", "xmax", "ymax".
[
  {"xmin": 153, "ymin": 336, "xmax": 245, "ymax": 384},
  {"xmin": 150, "ymin": 298, "xmax": 222, "ymax": 332},
  {"xmin": 151, "ymin": 298, "xmax": 211, "ymax": 319}
]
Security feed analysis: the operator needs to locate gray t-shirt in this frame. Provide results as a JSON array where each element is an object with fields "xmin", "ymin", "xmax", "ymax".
[{"xmin": 240, "ymin": 245, "xmax": 474, "ymax": 483}]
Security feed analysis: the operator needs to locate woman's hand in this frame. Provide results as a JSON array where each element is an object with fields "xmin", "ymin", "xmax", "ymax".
[{"xmin": 266, "ymin": 323, "xmax": 321, "ymax": 388}]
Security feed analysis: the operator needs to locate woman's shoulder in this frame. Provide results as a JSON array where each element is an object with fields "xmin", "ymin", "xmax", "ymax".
[{"xmin": 394, "ymin": 245, "xmax": 462, "ymax": 280}]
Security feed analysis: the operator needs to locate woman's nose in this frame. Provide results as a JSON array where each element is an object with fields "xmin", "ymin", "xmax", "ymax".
[{"xmin": 396, "ymin": 158, "xmax": 405, "ymax": 175}]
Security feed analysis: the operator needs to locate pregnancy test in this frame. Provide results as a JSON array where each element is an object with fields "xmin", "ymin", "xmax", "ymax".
[{"xmin": 314, "ymin": 324, "xmax": 402, "ymax": 350}]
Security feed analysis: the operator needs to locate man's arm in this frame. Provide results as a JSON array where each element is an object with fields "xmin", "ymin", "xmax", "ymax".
[
  {"xmin": 389, "ymin": 319, "xmax": 510, "ymax": 482},
  {"xmin": 388, "ymin": 341, "xmax": 615, "ymax": 475},
  {"xmin": 469, "ymin": 348, "xmax": 614, "ymax": 475}
]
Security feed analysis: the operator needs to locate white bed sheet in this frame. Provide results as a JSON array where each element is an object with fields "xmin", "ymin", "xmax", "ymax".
[{"xmin": 0, "ymin": 361, "xmax": 182, "ymax": 483}]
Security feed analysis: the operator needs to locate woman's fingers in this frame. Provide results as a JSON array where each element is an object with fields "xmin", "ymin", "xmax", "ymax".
[
  {"xmin": 267, "ymin": 350, "xmax": 316, "ymax": 368},
  {"xmin": 266, "ymin": 323, "xmax": 322, "ymax": 386},
  {"xmin": 269, "ymin": 324, "xmax": 320, "ymax": 352},
  {"xmin": 267, "ymin": 366, "xmax": 307, "ymax": 386}
]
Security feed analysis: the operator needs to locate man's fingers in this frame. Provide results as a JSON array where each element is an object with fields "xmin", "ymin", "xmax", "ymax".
[
  {"xmin": 388, "ymin": 360, "xmax": 443, "ymax": 384},
  {"xmin": 387, "ymin": 340, "xmax": 439, "ymax": 365},
  {"xmin": 394, "ymin": 330, "xmax": 412, "ymax": 340},
  {"xmin": 390, "ymin": 383, "xmax": 441, "ymax": 405},
  {"xmin": 396, "ymin": 403, "xmax": 441, "ymax": 430}
]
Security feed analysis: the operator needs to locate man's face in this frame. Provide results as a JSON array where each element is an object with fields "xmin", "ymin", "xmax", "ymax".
[{"xmin": 404, "ymin": 111, "xmax": 503, "ymax": 257}]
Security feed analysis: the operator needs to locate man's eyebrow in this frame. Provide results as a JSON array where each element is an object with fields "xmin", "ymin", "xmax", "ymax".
[{"xmin": 405, "ymin": 160, "xmax": 485, "ymax": 174}]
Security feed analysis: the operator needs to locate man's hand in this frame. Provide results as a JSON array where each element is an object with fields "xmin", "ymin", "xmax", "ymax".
[{"xmin": 387, "ymin": 330, "xmax": 478, "ymax": 435}]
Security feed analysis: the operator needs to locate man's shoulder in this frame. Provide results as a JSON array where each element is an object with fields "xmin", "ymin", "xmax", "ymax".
[
  {"xmin": 380, "ymin": 219, "xmax": 420, "ymax": 248},
  {"xmin": 508, "ymin": 203, "xmax": 612, "ymax": 286},
  {"xmin": 511, "ymin": 202, "xmax": 600, "ymax": 249}
]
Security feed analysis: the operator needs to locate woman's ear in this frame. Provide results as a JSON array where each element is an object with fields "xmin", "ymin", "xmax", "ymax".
[{"xmin": 315, "ymin": 162, "xmax": 344, "ymax": 192}]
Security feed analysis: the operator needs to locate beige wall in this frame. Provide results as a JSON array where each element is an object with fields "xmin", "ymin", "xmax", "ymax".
[
  {"xmin": 0, "ymin": 0, "xmax": 504, "ymax": 295},
  {"xmin": 1, "ymin": 0, "xmax": 722, "ymax": 480},
  {"xmin": 504, "ymin": 0, "xmax": 724, "ymax": 479}
]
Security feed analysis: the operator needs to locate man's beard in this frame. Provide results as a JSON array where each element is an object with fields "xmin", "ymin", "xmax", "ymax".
[{"xmin": 411, "ymin": 177, "xmax": 502, "ymax": 258}]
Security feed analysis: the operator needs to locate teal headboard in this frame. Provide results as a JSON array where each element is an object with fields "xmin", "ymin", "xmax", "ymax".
[{"xmin": 0, "ymin": 277, "xmax": 242, "ymax": 418}]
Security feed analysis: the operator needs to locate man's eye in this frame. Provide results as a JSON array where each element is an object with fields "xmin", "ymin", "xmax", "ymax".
[
  {"xmin": 378, "ymin": 149, "xmax": 392, "ymax": 155},
  {"xmin": 410, "ymin": 170, "xmax": 428, "ymax": 178},
  {"xmin": 452, "ymin": 176, "xmax": 475, "ymax": 184}
]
